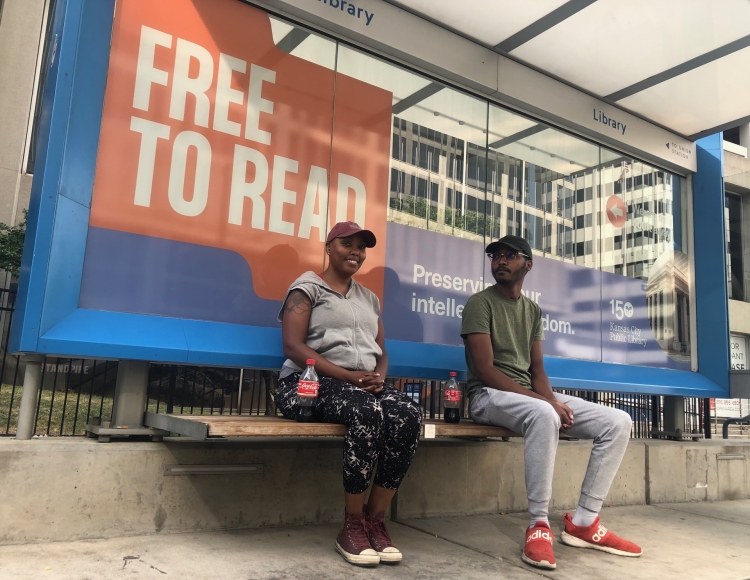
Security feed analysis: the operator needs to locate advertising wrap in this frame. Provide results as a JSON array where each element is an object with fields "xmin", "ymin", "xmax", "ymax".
[
  {"xmin": 79, "ymin": 0, "xmax": 689, "ymax": 372},
  {"xmin": 82, "ymin": 0, "xmax": 391, "ymax": 324}
]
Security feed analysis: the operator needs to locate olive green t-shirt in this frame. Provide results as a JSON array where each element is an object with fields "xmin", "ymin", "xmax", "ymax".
[{"xmin": 460, "ymin": 287, "xmax": 545, "ymax": 402}]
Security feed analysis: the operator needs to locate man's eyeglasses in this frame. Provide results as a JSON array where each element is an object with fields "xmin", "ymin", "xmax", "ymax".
[{"xmin": 487, "ymin": 251, "xmax": 529, "ymax": 262}]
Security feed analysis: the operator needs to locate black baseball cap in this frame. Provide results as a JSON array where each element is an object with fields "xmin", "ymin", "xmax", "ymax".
[{"xmin": 485, "ymin": 235, "xmax": 533, "ymax": 260}]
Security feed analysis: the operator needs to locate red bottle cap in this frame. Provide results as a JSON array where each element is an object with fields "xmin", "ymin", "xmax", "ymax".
[
  {"xmin": 306, "ymin": 359, "xmax": 316, "ymax": 365},
  {"xmin": 449, "ymin": 372, "xmax": 457, "ymax": 377}
]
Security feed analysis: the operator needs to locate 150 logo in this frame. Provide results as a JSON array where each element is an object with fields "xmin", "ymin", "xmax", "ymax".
[{"xmin": 609, "ymin": 299, "xmax": 633, "ymax": 320}]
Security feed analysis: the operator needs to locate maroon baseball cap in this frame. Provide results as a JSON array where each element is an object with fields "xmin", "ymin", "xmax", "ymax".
[{"xmin": 326, "ymin": 221, "xmax": 376, "ymax": 247}]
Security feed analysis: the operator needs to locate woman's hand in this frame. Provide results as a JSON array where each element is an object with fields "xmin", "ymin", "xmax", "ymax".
[
  {"xmin": 360, "ymin": 374, "xmax": 385, "ymax": 394},
  {"xmin": 345, "ymin": 371, "xmax": 383, "ymax": 393}
]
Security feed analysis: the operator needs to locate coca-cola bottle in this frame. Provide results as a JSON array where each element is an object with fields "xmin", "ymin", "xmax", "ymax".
[
  {"xmin": 296, "ymin": 359, "xmax": 318, "ymax": 423},
  {"xmin": 444, "ymin": 371, "xmax": 461, "ymax": 424}
]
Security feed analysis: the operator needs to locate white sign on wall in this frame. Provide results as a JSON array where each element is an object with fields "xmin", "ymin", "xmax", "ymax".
[
  {"xmin": 713, "ymin": 398, "xmax": 742, "ymax": 418},
  {"xmin": 730, "ymin": 333, "xmax": 747, "ymax": 370},
  {"xmin": 712, "ymin": 334, "xmax": 749, "ymax": 418}
]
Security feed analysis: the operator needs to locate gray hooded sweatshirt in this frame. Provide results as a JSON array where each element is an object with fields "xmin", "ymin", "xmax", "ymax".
[{"xmin": 278, "ymin": 271, "xmax": 383, "ymax": 378}]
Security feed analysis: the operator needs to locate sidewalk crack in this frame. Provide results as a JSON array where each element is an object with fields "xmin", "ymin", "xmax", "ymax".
[{"xmin": 122, "ymin": 555, "xmax": 167, "ymax": 575}]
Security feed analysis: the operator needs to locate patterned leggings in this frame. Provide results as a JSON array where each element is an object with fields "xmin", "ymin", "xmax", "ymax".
[{"xmin": 276, "ymin": 373, "xmax": 423, "ymax": 494}]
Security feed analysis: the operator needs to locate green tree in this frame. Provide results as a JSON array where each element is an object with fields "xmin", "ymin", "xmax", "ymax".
[
  {"xmin": 0, "ymin": 210, "xmax": 27, "ymax": 278},
  {"xmin": 391, "ymin": 195, "xmax": 437, "ymax": 222},
  {"xmin": 444, "ymin": 207, "xmax": 500, "ymax": 237}
]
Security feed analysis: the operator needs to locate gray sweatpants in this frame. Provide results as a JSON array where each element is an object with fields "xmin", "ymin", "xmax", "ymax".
[{"xmin": 470, "ymin": 387, "xmax": 632, "ymax": 520}]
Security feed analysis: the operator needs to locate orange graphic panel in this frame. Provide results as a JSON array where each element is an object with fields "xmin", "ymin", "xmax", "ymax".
[{"xmin": 90, "ymin": 0, "xmax": 391, "ymax": 302}]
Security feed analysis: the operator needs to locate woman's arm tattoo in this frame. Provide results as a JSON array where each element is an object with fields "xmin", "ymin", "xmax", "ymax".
[{"xmin": 284, "ymin": 290, "xmax": 312, "ymax": 315}]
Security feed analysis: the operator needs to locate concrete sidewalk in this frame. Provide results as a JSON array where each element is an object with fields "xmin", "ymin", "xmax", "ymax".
[{"xmin": 0, "ymin": 502, "xmax": 748, "ymax": 579}]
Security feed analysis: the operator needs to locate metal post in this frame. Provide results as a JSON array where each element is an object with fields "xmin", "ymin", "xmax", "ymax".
[
  {"xmin": 16, "ymin": 355, "xmax": 44, "ymax": 440},
  {"xmin": 166, "ymin": 365, "xmax": 177, "ymax": 415},
  {"xmin": 84, "ymin": 360, "xmax": 168, "ymax": 441},
  {"xmin": 237, "ymin": 368, "xmax": 245, "ymax": 415},
  {"xmin": 650, "ymin": 395, "xmax": 661, "ymax": 437},
  {"xmin": 663, "ymin": 395, "xmax": 685, "ymax": 437},
  {"xmin": 111, "ymin": 360, "xmax": 151, "ymax": 428},
  {"xmin": 703, "ymin": 398, "xmax": 712, "ymax": 439}
]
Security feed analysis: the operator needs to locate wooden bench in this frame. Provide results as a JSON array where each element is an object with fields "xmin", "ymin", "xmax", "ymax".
[{"xmin": 143, "ymin": 413, "xmax": 520, "ymax": 441}]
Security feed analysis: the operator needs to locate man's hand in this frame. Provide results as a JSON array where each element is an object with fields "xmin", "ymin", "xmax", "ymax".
[
  {"xmin": 550, "ymin": 400, "xmax": 574, "ymax": 430},
  {"xmin": 345, "ymin": 371, "xmax": 383, "ymax": 393}
]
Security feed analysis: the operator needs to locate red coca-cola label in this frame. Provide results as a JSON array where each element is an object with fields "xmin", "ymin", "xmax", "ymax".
[
  {"xmin": 444, "ymin": 389, "xmax": 461, "ymax": 403},
  {"xmin": 297, "ymin": 380, "xmax": 319, "ymax": 398}
]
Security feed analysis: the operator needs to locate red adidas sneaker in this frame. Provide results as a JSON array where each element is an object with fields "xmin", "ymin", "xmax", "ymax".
[
  {"xmin": 561, "ymin": 513, "xmax": 642, "ymax": 557},
  {"xmin": 522, "ymin": 522, "xmax": 556, "ymax": 570}
]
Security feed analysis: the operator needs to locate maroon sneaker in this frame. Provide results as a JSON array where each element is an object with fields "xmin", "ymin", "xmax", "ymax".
[
  {"xmin": 365, "ymin": 510, "xmax": 402, "ymax": 563},
  {"xmin": 335, "ymin": 512, "xmax": 380, "ymax": 566}
]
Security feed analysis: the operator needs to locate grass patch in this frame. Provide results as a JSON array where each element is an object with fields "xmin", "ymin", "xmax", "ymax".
[
  {"xmin": 0, "ymin": 383, "xmax": 114, "ymax": 436},
  {"xmin": 0, "ymin": 382, "xmax": 271, "ymax": 436}
]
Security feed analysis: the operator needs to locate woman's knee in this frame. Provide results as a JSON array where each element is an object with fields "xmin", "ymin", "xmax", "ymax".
[
  {"xmin": 398, "ymin": 401, "xmax": 423, "ymax": 439},
  {"xmin": 403, "ymin": 398, "xmax": 423, "ymax": 426},
  {"xmin": 353, "ymin": 400, "xmax": 385, "ymax": 433},
  {"xmin": 383, "ymin": 393, "xmax": 423, "ymax": 431}
]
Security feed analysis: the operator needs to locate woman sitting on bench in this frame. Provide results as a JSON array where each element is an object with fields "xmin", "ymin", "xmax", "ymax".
[{"xmin": 276, "ymin": 221, "xmax": 422, "ymax": 567}]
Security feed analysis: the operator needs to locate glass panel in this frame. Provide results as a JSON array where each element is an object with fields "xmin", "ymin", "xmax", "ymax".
[
  {"xmin": 487, "ymin": 105, "xmax": 602, "ymax": 362},
  {"xmin": 487, "ymin": 106, "xmax": 600, "ymax": 265},
  {"xmin": 599, "ymin": 148, "xmax": 692, "ymax": 369},
  {"xmin": 25, "ymin": 0, "xmax": 59, "ymax": 173},
  {"xmin": 336, "ymin": 46, "xmax": 489, "ymax": 240},
  {"xmin": 269, "ymin": 16, "xmax": 336, "ymax": 69},
  {"xmin": 726, "ymin": 193, "xmax": 744, "ymax": 300},
  {"xmin": 336, "ymin": 46, "xmax": 489, "ymax": 346}
]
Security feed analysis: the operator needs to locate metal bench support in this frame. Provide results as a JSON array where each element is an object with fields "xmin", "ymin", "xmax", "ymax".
[
  {"xmin": 111, "ymin": 360, "xmax": 150, "ymax": 428},
  {"xmin": 652, "ymin": 395, "xmax": 703, "ymax": 441},
  {"xmin": 86, "ymin": 360, "xmax": 168, "ymax": 442}
]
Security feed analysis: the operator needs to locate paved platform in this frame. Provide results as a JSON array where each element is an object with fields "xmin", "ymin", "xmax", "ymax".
[{"xmin": 0, "ymin": 501, "xmax": 748, "ymax": 579}]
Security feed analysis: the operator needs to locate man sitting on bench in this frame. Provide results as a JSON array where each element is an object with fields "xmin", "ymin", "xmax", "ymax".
[{"xmin": 461, "ymin": 235, "xmax": 642, "ymax": 571}]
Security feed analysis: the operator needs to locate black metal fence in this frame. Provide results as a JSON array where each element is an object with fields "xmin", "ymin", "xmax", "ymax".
[
  {"xmin": 0, "ymin": 361, "xmax": 710, "ymax": 438},
  {"xmin": 0, "ymin": 356, "xmax": 119, "ymax": 437},
  {"xmin": 141, "ymin": 371, "xmax": 707, "ymax": 439},
  {"xmin": 0, "ymin": 284, "xmax": 709, "ymax": 438},
  {"xmin": 146, "ymin": 365, "xmax": 278, "ymax": 417},
  {"xmin": 388, "ymin": 379, "xmax": 708, "ymax": 438}
]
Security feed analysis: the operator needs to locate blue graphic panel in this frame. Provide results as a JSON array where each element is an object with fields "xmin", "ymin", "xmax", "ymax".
[
  {"xmin": 79, "ymin": 227, "xmax": 281, "ymax": 327},
  {"xmin": 383, "ymin": 222, "xmax": 687, "ymax": 371},
  {"xmin": 383, "ymin": 223, "xmax": 484, "ymax": 346},
  {"xmin": 601, "ymin": 269, "xmax": 689, "ymax": 370}
]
